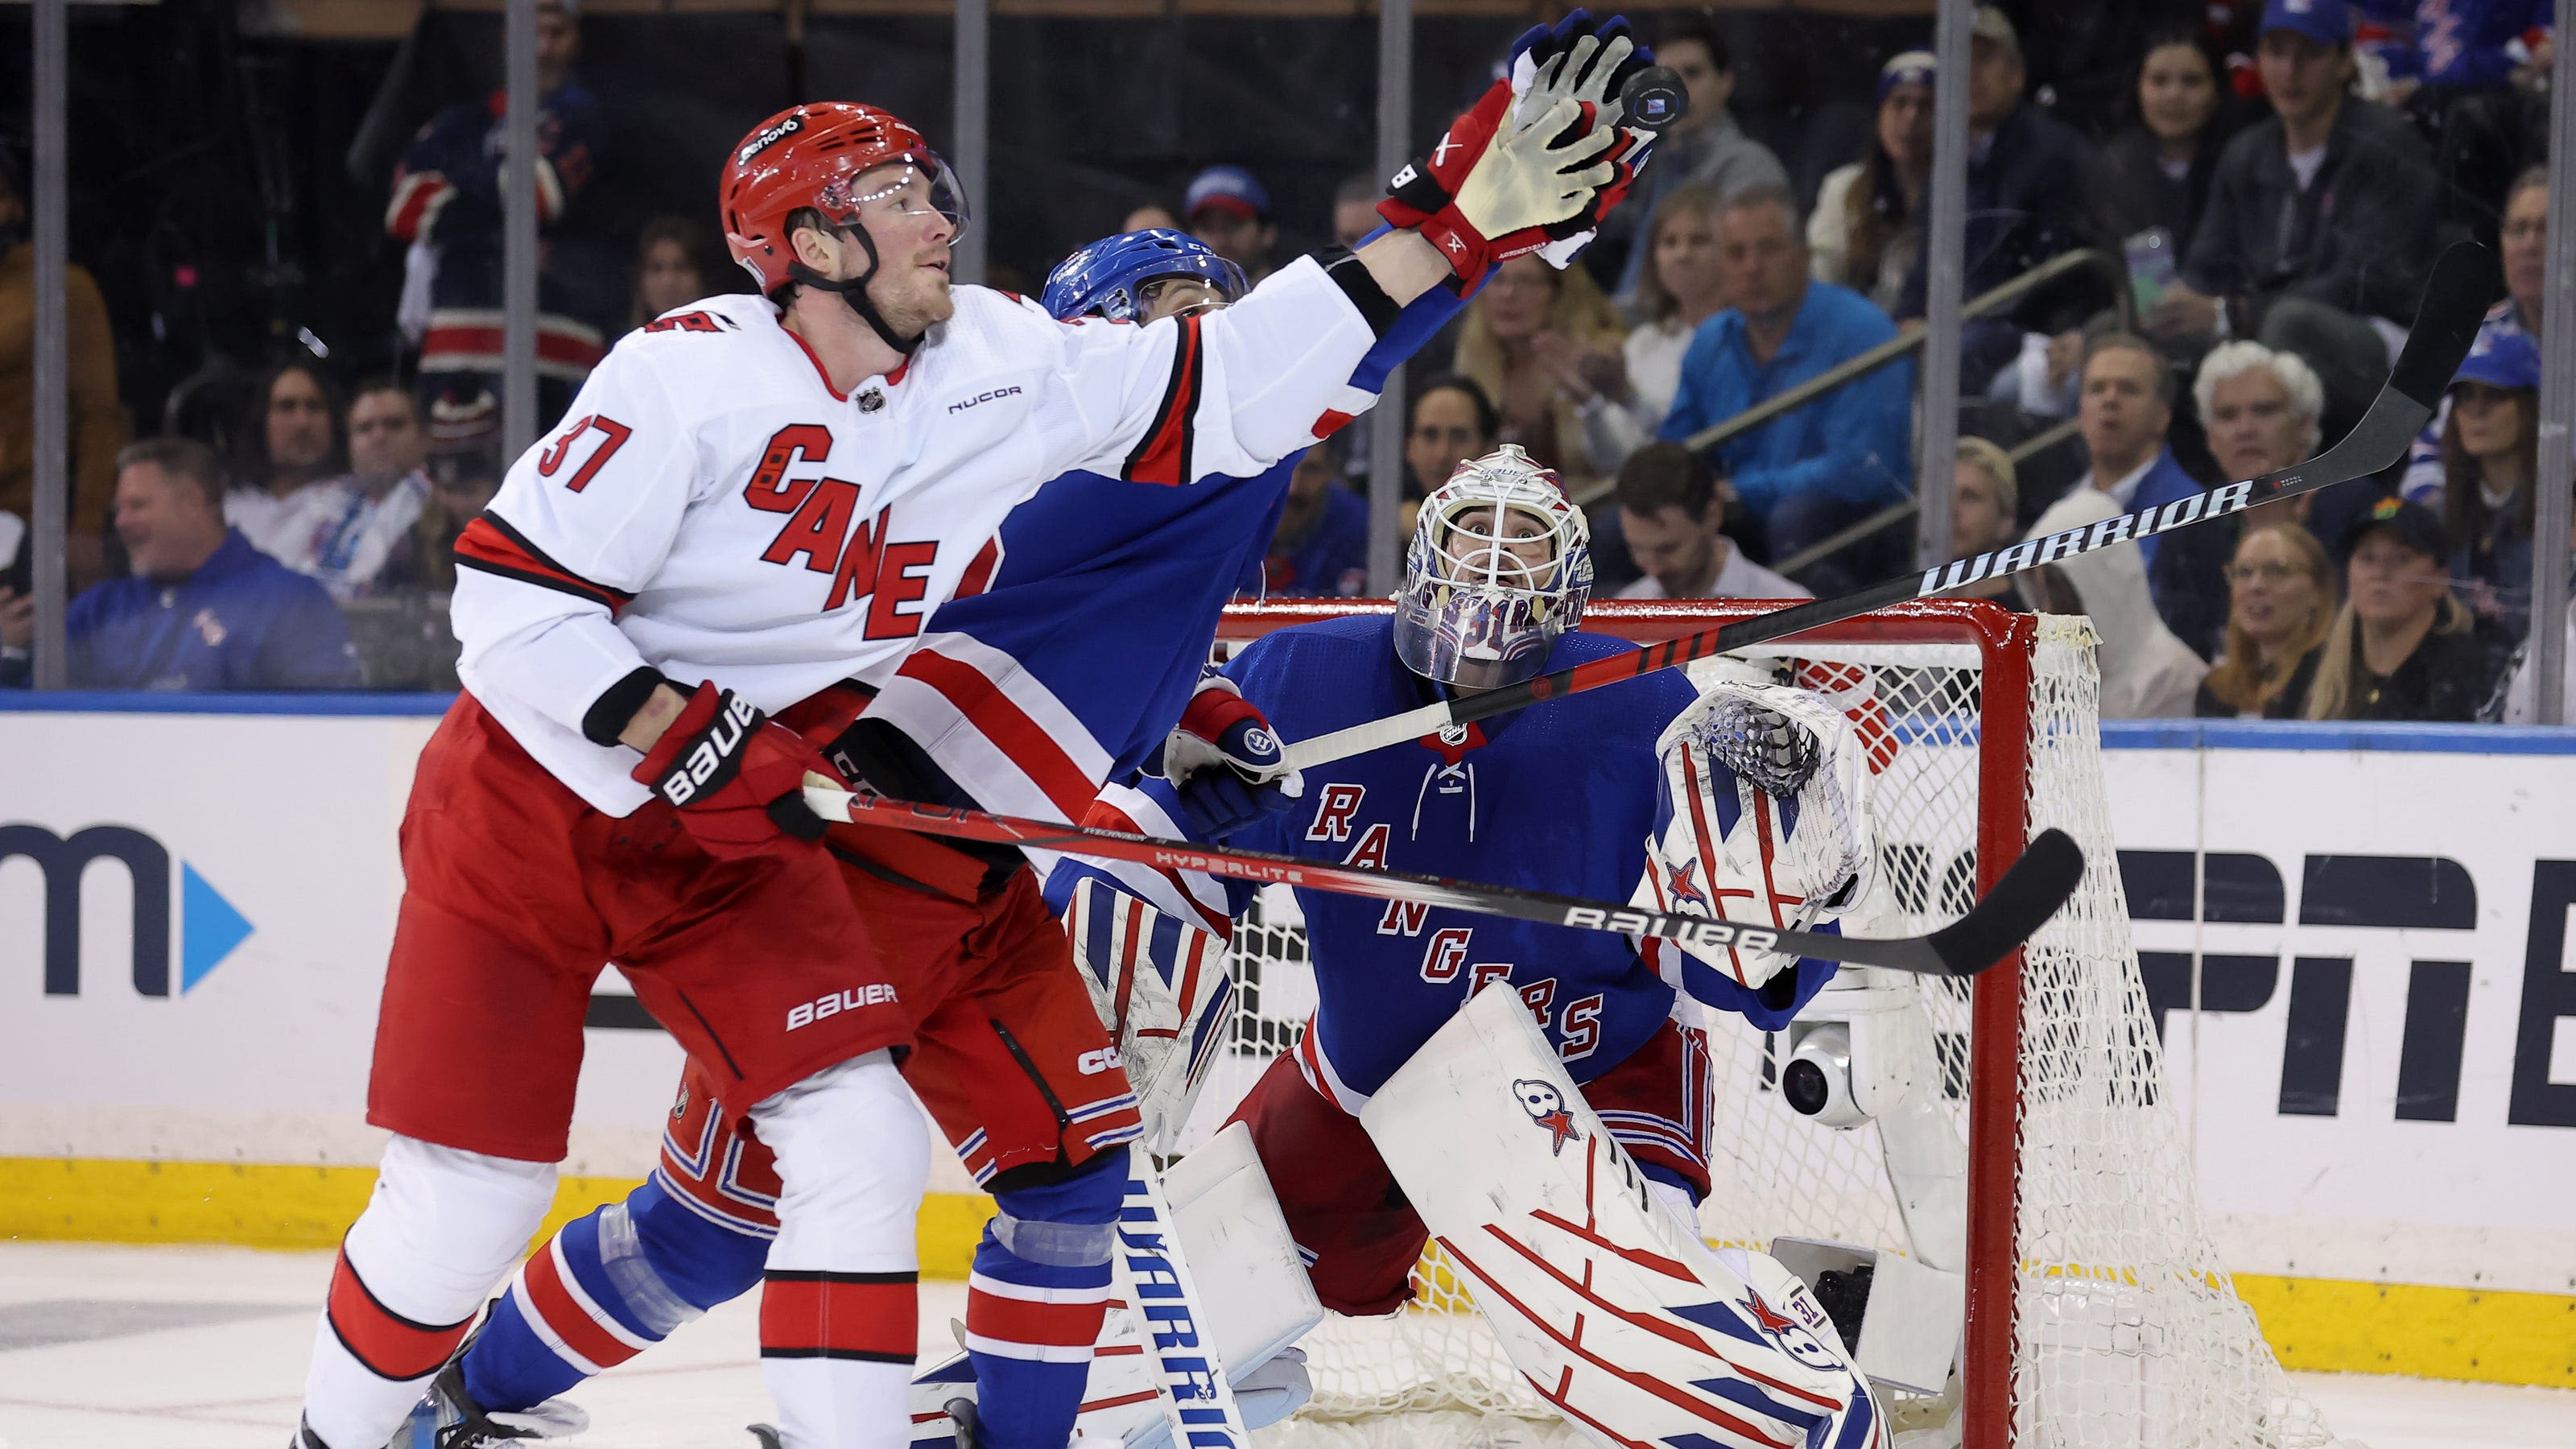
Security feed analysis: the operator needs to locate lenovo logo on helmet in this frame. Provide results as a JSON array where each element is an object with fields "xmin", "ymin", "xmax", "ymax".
[
  {"xmin": 738, "ymin": 114, "xmax": 804, "ymax": 164},
  {"xmin": 657, "ymin": 694, "xmax": 760, "ymax": 805}
]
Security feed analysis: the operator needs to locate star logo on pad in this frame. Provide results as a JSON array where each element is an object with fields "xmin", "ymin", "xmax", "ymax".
[
  {"xmin": 1513, "ymin": 1079, "xmax": 1579, "ymax": 1157},
  {"xmin": 1665, "ymin": 860, "xmax": 1707, "ymax": 908}
]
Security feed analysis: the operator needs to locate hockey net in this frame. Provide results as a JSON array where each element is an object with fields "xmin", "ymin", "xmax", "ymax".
[{"xmin": 1187, "ymin": 597, "xmax": 2333, "ymax": 1449}]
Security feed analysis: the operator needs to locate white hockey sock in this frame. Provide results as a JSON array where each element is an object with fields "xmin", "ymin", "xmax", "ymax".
[
  {"xmin": 746, "ymin": 1051, "xmax": 931, "ymax": 1449},
  {"xmin": 298, "ymin": 1135, "xmax": 555, "ymax": 1449}
]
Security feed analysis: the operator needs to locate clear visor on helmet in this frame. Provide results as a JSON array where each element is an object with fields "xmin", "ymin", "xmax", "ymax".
[
  {"xmin": 817, "ymin": 153, "xmax": 971, "ymax": 244},
  {"xmin": 1101, "ymin": 254, "xmax": 1249, "ymax": 323},
  {"xmin": 1392, "ymin": 453, "xmax": 1592, "ymax": 690}
]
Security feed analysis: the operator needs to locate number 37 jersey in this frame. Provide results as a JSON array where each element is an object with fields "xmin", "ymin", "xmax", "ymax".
[{"xmin": 451, "ymin": 258, "xmax": 1386, "ymax": 815}]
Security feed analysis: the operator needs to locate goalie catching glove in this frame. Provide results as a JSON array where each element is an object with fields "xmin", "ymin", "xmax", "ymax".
[
  {"xmin": 1634, "ymin": 672, "xmax": 1878, "ymax": 1009},
  {"xmin": 630, "ymin": 680, "xmax": 836, "ymax": 860},
  {"xmin": 1376, "ymin": 14, "xmax": 1630, "ymax": 288}
]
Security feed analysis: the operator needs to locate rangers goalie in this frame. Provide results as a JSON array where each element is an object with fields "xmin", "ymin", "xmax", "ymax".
[{"xmin": 1038, "ymin": 444, "xmax": 1896, "ymax": 1447}]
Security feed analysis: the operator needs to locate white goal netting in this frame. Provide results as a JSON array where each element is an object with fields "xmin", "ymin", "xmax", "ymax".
[{"xmin": 1185, "ymin": 599, "xmax": 2333, "ymax": 1449}]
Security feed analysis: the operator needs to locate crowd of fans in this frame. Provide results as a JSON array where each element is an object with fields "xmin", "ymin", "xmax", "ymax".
[{"xmin": 2, "ymin": 0, "xmax": 2569, "ymax": 727}]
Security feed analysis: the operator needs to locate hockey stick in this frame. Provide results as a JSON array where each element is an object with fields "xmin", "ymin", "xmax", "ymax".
[
  {"xmin": 1284, "ymin": 241, "xmax": 2493, "ymax": 771},
  {"xmin": 802, "ymin": 778, "xmax": 2085, "ymax": 978}
]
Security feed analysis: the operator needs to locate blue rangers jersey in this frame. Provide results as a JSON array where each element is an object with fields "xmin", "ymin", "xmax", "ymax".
[
  {"xmin": 850, "ymin": 282, "xmax": 1463, "ymax": 822},
  {"xmin": 1046, "ymin": 613, "xmax": 1839, "ymax": 1108}
]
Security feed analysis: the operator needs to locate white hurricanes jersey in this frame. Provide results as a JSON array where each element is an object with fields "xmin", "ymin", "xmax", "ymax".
[{"xmin": 452, "ymin": 258, "xmax": 1383, "ymax": 815}]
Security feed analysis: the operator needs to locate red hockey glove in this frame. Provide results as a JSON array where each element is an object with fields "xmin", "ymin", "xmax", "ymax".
[{"xmin": 631, "ymin": 681, "xmax": 836, "ymax": 860}]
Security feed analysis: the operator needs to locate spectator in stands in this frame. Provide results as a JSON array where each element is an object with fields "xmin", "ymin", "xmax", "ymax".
[
  {"xmin": 1662, "ymin": 185, "xmax": 1912, "ymax": 591},
  {"xmin": 0, "ymin": 438, "xmax": 358, "ymax": 690},
  {"xmin": 0, "ymin": 147, "xmax": 124, "ymax": 589},
  {"xmin": 2298, "ymin": 497, "xmax": 2487, "ymax": 720},
  {"xmin": 1122, "ymin": 203, "xmax": 1181, "ymax": 234},
  {"xmin": 2440, "ymin": 329, "xmax": 2544, "ymax": 654},
  {"xmin": 2095, "ymin": 29, "xmax": 2239, "ymax": 252},
  {"xmin": 1331, "ymin": 172, "xmax": 1381, "ymax": 250},
  {"xmin": 225, "ymin": 360, "xmax": 345, "ymax": 561},
  {"xmin": 630, "ymin": 216, "xmax": 728, "ymax": 330},
  {"xmin": 1809, "ymin": 52, "xmax": 1934, "ymax": 317},
  {"xmin": 388, "ymin": 0, "xmax": 617, "ymax": 423},
  {"xmin": 264, "ymin": 380, "xmax": 433, "ymax": 601},
  {"xmin": 1607, "ymin": 12, "xmax": 1790, "ymax": 301},
  {"xmin": 1896, "ymin": 6, "xmax": 2100, "ymax": 394},
  {"xmin": 1184, "ymin": 166, "xmax": 1277, "ymax": 287},
  {"xmin": 1250, "ymin": 432, "xmax": 1368, "ymax": 600},
  {"xmin": 2194, "ymin": 341, "xmax": 2326, "ymax": 531},
  {"xmin": 1404, "ymin": 375, "xmax": 1499, "ymax": 502},
  {"xmin": 2157, "ymin": 0, "xmax": 2441, "ymax": 437},
  {"xmin": 1563, "ymin": 184, "xmax": 1728, "ymax": 476},
  {"xmin": 1945, "ymin": 436, "xmax": 2032, "ymax": 607},
  {"xmin": 415, "ymin": 387, "xmax": 503, "ymax": 590},
  {"xmin": 2362, "ymin": 0, "xmax": 2549, "ymax": 242},
  {"xmin": 2504, "ymin": 518, "xmax": 2576, "ymax": 722},
  {"xmin": 2073, "ymin": 333, "xmax": 2234, "ymax": 657},
  {"xmin": 2024, "ymin": 486, "xmax": 2209, "ymax": 717},
  {"xmin": 2404, "ymin": 167, "xmax": 2548, "ymax": 506},
  {"xmin": 1453, "ymin": 254, "xmax": 1627, "ymax": 489},
  {"xmin": 2197, "ymin": 522, "xmax": 2336, "ymax": 717},
  {"xmin": 1612, "ymin": 441, "xmax": 1807, "ymax": 601}
]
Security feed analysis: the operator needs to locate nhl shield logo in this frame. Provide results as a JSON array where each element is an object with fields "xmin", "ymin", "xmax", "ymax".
[
  {"xmin": 857, "ymin": 387, "xmax": 886, "ymax": 414},
  {"xmin": 1513, "ymin": 1079, "xmax": 1579, "ymax": 1157}
]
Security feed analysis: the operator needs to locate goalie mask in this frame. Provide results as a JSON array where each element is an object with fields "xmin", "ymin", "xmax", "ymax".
[{"xmin": 1393, "ymin": 444, "xmax": 1592, "ymax": 690}]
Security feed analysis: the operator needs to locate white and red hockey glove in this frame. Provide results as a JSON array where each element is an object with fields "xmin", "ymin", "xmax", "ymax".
[
  {"xmin": 1160, "ymin": 675, "xmax": 1304, "ymax": 840},
  {"xmin": 1504, "ymin": 10, "xmax": 1662, "ymax": 266},
  {"xmin": 631, "ymin": 680, "xmax": 836, "ymax": 860},
  {"xmin": 1377, "ymin": 52, "xmax": 1622, "ymax": 289}
]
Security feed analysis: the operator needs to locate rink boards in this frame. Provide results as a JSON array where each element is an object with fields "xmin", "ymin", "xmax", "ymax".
[{"xmin": 0, "ymin": 696, "xmax": 2572, "ymax": 1387}]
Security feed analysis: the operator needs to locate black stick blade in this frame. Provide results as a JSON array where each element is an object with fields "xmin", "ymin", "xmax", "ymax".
[
  {"xmin": 1923, "ymin": 828, "xmax": 2087, "ymax": 978},
  {"xmin": 2390, "ymin": 242, "xmax": 2496, "ymax": 411}
]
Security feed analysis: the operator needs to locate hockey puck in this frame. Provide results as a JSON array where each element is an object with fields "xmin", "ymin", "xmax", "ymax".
[{"xmin": 1619, "ymin": 66, "xmax": 1690, "ymax": 130}]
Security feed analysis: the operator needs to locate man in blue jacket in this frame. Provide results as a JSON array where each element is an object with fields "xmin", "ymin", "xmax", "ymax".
[
  {"xmin": 1659, "ymin": 184, "xmax": 1913, "ymax": 592},
  {"xmin": 1, "ymin": 436, "xmax": 359, "ymax": 690},
  {"xmin": 2073, "ymin": 333, "xmax": 2227, "ymax": 658}
]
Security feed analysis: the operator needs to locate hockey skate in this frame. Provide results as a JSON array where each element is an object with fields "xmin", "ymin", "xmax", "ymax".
[{"xmin": 382, "ymin": 1360, "xmax": 588, "ymax": 1448}]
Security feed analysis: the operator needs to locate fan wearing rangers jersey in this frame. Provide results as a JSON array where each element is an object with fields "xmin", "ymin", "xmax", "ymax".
[
  {"xmin": 294, "ymin": 66, "xmax": 1645, "ymax": 1449},
  {"xmin": 391, "ymin": 231, "xmax": 1475, "ymax": 1449},
  {"xmin": 1047, "ymin": 447, "xmax": 1877, "ymax": 1327}
]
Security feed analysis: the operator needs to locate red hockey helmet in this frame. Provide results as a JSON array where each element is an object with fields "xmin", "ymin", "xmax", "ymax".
[{"xmin": 720, "ymin": 101, "xmax": 968, "ymax": 296}]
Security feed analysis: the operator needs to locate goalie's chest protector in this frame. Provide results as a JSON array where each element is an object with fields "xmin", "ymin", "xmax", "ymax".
[{"xmin": 1228, "ymin": 617, "xmax": 1700, "ymax": 1100}]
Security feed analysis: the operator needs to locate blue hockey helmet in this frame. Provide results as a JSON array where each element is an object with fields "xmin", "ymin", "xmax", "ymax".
[{"xmin": 1040, "ymin": 228, "xmax": 1248, "ymax": 323}]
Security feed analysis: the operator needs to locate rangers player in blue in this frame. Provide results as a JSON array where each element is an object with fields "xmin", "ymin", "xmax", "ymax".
[{"xmin": 1048, "ymin": 444, "xmax": 1895, "ymax": 1446}]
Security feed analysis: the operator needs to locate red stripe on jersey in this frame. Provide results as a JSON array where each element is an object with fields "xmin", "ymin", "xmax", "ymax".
[
  {"xmin": 418, "ymin": 323, "xmax": 607, "ymax": 374},
  {"xmin": 1312, "ymin": 408, "xmax": 1356, "ymax": 438},
  {"xmin": 452, "ymin": 515, "xmax": 634, "ymax": 614},
  {"xmin": 324, "ymin": 1248, "xmax": 473, "ymax": 1381},
  {"xmin": 953, "ymin": 537, "xmax": 1001, "ymax": 601},
  {"xmin": 895, "ymin": 647, "xmax": 1100, "ymax": 819},
  {"xmin": 760, "ymin": 1271, "xmax": 918, "ymax": 1361},
  {"xmin": 385, "ymin": 171, "xmax": 452, "ymax": 242},
  {"xmin": 1122, "ymin": 315, "xmax": 1203, "ymax": 486},
  {"xmin": 521, "ymin": 1237, "xmax": 646, "ymax": 1370},
  {"xmin": 965, "ymin": 1289, "xmax": 1112, "ymax": 1350}
]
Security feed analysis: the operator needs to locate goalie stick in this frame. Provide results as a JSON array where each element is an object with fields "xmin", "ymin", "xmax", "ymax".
[
  {"xmin": 1284, "ymin": 241, "xmax": 2493, "ymax": 770},
  {"xmin": 801, "ymin": 778, "xmax": 2084, "ymax": 979}
]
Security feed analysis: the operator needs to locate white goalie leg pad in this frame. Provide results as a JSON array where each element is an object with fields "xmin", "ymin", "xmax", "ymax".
[
  {"xmin": 910, "ymin": 1122, "xmax": 1319, "ymax": 1445},
  {"xmin": 1633, "ymin": 675, "xmax": 1880, "ymax": 1004},
  {"xmin": 1361, "ymin": 988, "xmax": 1887, "ymax": 1449},
  {"xmin": 1064, "ymin": 876, "xmax": 1236, "ymax": 1154}
]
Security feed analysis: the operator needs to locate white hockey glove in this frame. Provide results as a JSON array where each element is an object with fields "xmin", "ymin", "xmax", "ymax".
[
  {"xmin": 1377, "ymin": 59, "xmax": 1620, "ymax": 289},
  {"xmin": 1505, "ymin": 10, "xmax": 1660, "ymax": 268},
  {"xmin": 1063, "ymin": 876, "xmax": 1236, "ymax": 1155},
  {"xmin": 1634, "ymin": 675, "xmax": 1877, "ymax": 1001}
]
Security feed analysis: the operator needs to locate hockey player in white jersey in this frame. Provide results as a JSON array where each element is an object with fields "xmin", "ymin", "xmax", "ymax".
[{"xmin": 291, "ymin": 59, "xmax": 1646, "ymax": 1449}]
